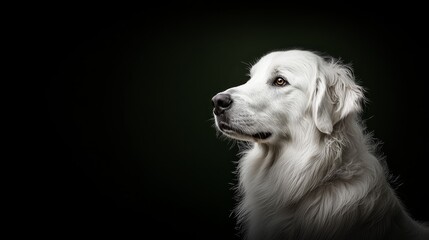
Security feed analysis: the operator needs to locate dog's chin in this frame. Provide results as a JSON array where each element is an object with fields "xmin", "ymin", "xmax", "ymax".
[{"xmin": 218, "ymin": 122, "xmax": 272, "ymax": 142}]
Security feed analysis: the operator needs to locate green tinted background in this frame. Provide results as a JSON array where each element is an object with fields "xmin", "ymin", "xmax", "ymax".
[{"xmin": 43, "ymin": 6, "xmax": 428, "ymax": 239}]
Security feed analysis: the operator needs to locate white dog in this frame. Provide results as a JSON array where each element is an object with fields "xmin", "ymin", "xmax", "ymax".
[{"xmin": 212, "ymin": 50, "xmax": 428, "ymax": 240}]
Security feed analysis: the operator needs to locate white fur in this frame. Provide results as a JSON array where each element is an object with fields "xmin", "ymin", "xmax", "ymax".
[{"xmin": 213, "ymin": 50, "xmax": 429, "ymax": 240}]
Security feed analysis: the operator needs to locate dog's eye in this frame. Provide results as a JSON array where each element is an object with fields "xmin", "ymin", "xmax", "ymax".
[{"xmin": 273, "ymin": 77, "xmax": 289, "ymax": 87}]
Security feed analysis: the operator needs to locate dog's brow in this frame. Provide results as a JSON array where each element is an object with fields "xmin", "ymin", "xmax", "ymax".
[
  {"xmin": 272, "ymin": 66, "xmax": 292, "ymax": 76},
  {"xmin": 276, "ymin": 65, "xmax": 295, "ymax": 73}
]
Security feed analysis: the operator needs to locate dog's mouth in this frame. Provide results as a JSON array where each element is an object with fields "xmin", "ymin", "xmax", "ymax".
[{"xmin": 218, "ymin": 122, "xmax": 272, "ymax": 140}]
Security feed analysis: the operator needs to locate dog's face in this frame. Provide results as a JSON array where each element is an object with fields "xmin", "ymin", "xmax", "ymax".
[{"xmin": 212, "ymin": 50, "xmax": 364, "ymax": 143}]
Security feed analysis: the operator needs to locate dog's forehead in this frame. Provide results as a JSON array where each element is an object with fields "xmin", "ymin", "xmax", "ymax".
[{"xmin": 250, "ymin": 51, "xmax": 319, "ymax": 76}]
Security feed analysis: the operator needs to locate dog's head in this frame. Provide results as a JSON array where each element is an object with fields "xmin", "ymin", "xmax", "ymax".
[{"xmin": 212, "ymin": 50, "xmax": 364, "ymax": 143}]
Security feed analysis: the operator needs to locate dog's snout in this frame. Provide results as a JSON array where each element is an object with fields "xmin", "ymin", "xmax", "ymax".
[{"xmin": 212, "ymin": 93, "xmax": 233, "ymax": 115}]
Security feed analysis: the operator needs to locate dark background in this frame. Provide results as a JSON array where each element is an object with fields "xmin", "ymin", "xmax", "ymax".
[{"xmin": 18, "ymin": 3, "xmax": 429, "ymax": 239}]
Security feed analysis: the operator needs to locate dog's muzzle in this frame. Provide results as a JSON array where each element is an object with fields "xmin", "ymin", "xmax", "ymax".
[{"xmin": 211, "ymin": 93, "xmax": 272, "ymax": 141}]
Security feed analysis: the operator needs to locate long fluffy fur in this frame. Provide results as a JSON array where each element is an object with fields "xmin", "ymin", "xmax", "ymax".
[{"xmin": 213, "ymin": 50, "xmax": 428, "ymax": 240}]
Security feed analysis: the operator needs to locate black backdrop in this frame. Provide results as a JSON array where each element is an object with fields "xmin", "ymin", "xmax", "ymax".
[{"xmin": 21, "ymin": 3, "xmax": 429, "ymax": 239}]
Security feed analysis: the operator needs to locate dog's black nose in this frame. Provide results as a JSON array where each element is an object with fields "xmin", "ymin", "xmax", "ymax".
[{"xmin": 212, "ymin": 93, "xmax": 233, "ymax": 115}]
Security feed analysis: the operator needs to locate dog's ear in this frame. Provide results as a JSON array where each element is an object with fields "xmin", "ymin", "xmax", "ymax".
[
  {"xmin": 311, "ymin": 59, "xmax": 364, "ymax": 134},
  {"xmin": 312, "ymin": 76, "xmax": 334, "ymax": 134}
]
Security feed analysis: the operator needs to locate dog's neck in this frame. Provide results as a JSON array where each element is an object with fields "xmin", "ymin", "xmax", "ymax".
[
  {"xmin": 239, "ymin": 114, "xmax": 384, "ymax": 206},
  {"xmin": 237, "ymin": 114, "xmax": 400, "ymax": 239}
]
